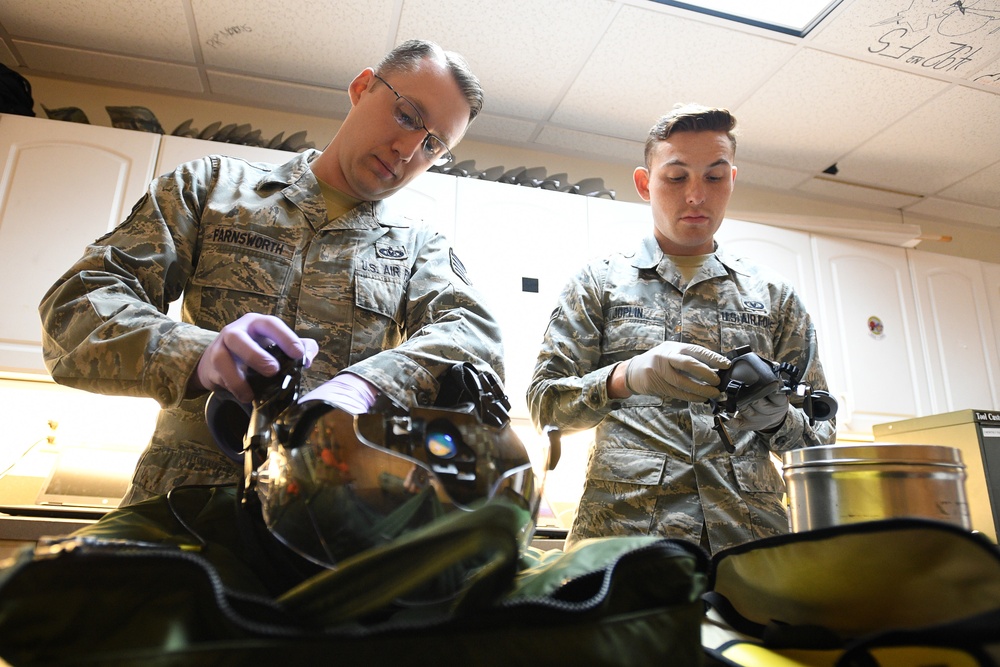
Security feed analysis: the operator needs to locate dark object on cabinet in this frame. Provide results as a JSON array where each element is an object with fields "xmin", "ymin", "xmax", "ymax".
[
  {"xmin": 0, "ymin": 64, "xmax": 35, "ymax": 117},
  {"xmin": 107, "ymin": 106, "xmax": 165, "ymax": 134}
]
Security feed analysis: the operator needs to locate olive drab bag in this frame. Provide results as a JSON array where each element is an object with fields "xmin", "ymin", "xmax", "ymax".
[
  {"xmin": 0, "ymin": 486, "xmax": 709, "ymax": 667},
  {"xmin": 700, "ymin": 518, "xmax": 1000, "ymax": 667}
]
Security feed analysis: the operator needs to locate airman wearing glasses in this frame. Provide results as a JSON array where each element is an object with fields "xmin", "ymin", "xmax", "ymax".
[{"xmin": 39, "ymin": 40, "xmax": 504, "ymax": 505}]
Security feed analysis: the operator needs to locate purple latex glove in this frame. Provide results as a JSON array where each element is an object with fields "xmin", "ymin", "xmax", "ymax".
[
  {"xmin": 193, "ymin": 313, "xmax": 318, "ymax": 403},
  {"xmin": 299, "ymin": 372, "xmax": 380, "ymax": 414}
]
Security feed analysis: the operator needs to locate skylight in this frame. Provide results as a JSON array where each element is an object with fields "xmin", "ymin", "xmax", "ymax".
[{"xmin": 651, "ymin": 0, "xmax": 843, "ymax": 37}]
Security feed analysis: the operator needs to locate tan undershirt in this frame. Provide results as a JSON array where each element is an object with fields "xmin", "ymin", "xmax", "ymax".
[
  {"xmin": 317, "ymin": 177, "xmax": 362, "ymax": 220},
  {"xmin": 668, "ymin": 253, "xmax": 712, "ymax": 284}
]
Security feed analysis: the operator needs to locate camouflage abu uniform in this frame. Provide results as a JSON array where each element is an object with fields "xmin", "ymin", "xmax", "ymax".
[
  {"xmin": 527, "ymin": 235, "xmax": 835, "ymax": 554},
  {"xmin": 40, "ymin": 151, "xmax": 504, "ymax": 504}
]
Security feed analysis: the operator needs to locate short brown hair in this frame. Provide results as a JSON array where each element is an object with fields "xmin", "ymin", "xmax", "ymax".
[
  {"xmin": 375, "ymin": 39, "xmax": 484, "ymax": 123},
  {"xmin": 644, "ymin": 103, "xmax": 737, "ymax": 167}
]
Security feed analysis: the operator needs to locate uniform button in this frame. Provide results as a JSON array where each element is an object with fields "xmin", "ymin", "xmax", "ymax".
[
  {"xmin": 159, "ymin": 388, "xmax": 172, "ymax": 404},
  {"xmin": 674, "ymin": 325, "xmax": 682, "ymax": 333},
  {"xmin": 418, "ymin": 392, "xmax": 430, "ymax": 406}
]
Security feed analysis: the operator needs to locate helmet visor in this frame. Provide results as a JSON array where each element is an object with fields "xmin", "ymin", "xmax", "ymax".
[{"xmin": 256, "ymin": 403, "xmax": 542, "ymax": 569}]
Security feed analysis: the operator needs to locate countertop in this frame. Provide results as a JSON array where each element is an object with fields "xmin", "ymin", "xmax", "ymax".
[{"xmin": 0, "ymin": 512, "xmax": 94, "ymax": 541}]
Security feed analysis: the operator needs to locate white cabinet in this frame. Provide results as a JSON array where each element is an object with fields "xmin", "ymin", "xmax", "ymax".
[
  {"xmin": 0, "ymin": 114, "xmax": 159, "ymax": 374},
  {"xmin": 812, "ymin": 236, "xmax": 932, "ymax": 436},
  {"xmin": 908, "ymin": 250, "xmax": 1000, "ymax": 412},
  {"xmin": 386, "ymin": 171, "xmax": 458, "ymax": 240},
  {"xmin": 585, "ymin": 197, "xmax": 650, "ymax": 259},
  {"xmin": 453, "ymin": 179, "xmax": 588, "ymax": 419}
]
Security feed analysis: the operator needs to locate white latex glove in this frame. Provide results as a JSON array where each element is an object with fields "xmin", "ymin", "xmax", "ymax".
[
  {"xmin": 194, "ymin": 313, "xmax": 319, "ymax": 403},
  {"xmin": 727, "ymin": 393, "xmax": 790, "ymax": 433},
  {"xmin": 299, "ymin": 372, "xmax": 380, "ymax": 414},
  {"xmin": 625, "ymin": 342, "xmax": 730, "ymax": 402}
]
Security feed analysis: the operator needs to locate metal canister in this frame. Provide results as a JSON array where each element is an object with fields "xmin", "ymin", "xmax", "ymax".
[{"xmin": 782, "ymin": 443, "xmax": 971, "ymax": 532}]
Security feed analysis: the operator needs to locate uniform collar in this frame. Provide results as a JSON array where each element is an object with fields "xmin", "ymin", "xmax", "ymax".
[
  {"xmin": 261, "ymin": 150, "xmax": 411, "ymax": 232},
  {"xmin": 631, "ymin": 235, "xmax": 751, "ymax": 283}
]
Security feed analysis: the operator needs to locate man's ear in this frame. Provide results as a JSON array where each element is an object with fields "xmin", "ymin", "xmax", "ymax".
[
  {"xmin": 633, "ymin": 166, "xmax": 651, "ymax": 202},
  {"xmin": 348, "ymin": 68, "xmax": 376, "ymax": 105}
]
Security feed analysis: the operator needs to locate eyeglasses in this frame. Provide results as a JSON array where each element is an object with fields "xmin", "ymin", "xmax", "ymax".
[{"xmin": 373, "ymin": 73, "xmax": 455, "ymax": 166}]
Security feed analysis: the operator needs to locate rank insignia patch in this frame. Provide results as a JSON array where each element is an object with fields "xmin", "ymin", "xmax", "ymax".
[{"xmin": 450, "ymin": 248, "xmax": 471, "ymax": 285}]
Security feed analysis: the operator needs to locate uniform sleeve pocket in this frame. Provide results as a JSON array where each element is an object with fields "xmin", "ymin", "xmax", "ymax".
[
  {"xmin": 732, "ymin": 455, "xmax": 785, "ymax": 494},
  {"xmin": 590, "ymin": 448, "xmax": 667, "ymax": 486}
]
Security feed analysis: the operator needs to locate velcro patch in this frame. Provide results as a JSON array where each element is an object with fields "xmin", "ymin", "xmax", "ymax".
[
  {"xmin": 376, "ymin": 243, "xmax": 408, "ymax": 260},
  {"xmin": 206, "ymin": 224, "xmax": 293, "ymax": 259}
]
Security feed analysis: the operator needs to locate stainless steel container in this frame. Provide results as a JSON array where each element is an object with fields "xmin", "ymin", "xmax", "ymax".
[{"xmin": 782, "ymin": 443, "xmax": 971, "ymax": 532}]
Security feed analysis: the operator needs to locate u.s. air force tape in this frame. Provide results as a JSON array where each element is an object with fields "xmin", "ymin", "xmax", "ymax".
[{"xmin": 450, "ymin": 248, "xmax": 471, "ymax": 285}]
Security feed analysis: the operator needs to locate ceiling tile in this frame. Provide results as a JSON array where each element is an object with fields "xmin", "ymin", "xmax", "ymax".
[
  {"xmin": 795, "ymin": 176, "xmax": 924, "ymax": 209},
  {"xmin": 464, "ymin": 114, "xmax": 539, "ymax": 143},
  {"xmin": 734, "ymin": 48, "xmax": 946, "ymax": 172},
  {"xmin": 938, "ymin": 160, "xmax": 1000, "ymax": 208},
  {"xmin": 0, "ymin": 0, "xmax": 194, "ymax": 61},
  {"xmin": 535, "ymin": 126, "xmax": 641, "ymax": 164},
  {"xmin": 835, "ymin": 86, "xmax": 1000, "ymax": 195},
  {"xmin": 734, "ymin": 161, "xmax": 811, "ymax": 190},
  {"xmin": 191, "ymin": 0, "xmax": 396, "ymax": 87},
  {"xmin": 551, "ymin": 4, "xmax": 794, "ymax": 141},
  {"xmin": 15, "ymin": 41, "xmax": 203, "ymax": 93},
  {"xmin": 971, "ymin": 58, "xmax": 1000, "ymax": 89},
  {"xmin": 395, "ymin": 0, "xmax": 616, "ymax": 119},
  {"xmin": 810, "ymin": 0, "xmax": 1000, "ymax": 82},
  {"xmin": 905, "ymin": 197, "xmax": 1000, "ymax": 229},
  {"xmin": 207, "ymin": 71, "xmax": 352, "ymax": 118}
]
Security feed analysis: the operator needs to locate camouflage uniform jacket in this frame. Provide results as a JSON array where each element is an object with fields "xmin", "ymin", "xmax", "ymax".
[
  {"xmin": 39, "ymin": 150, "xmax": 504, "ymax": 503},
  {"xmin": 527, "ymin": 235, "xmax": 835, "ymax": 554}
]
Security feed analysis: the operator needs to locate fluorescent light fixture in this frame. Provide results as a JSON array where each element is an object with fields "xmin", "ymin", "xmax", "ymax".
[{"xmin": 651, "ymin": 0, "xmax": 843, "ymax": 37}]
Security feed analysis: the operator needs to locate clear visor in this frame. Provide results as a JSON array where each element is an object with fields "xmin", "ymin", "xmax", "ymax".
[{"xmin": 255, "ymin": 403, "xmax": 543, "ymax": 570}]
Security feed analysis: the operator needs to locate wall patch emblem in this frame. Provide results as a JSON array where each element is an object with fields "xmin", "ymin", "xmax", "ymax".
[{"xmin": 867, "ymin": 315, "xmax": 885, "ymax": 339}]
